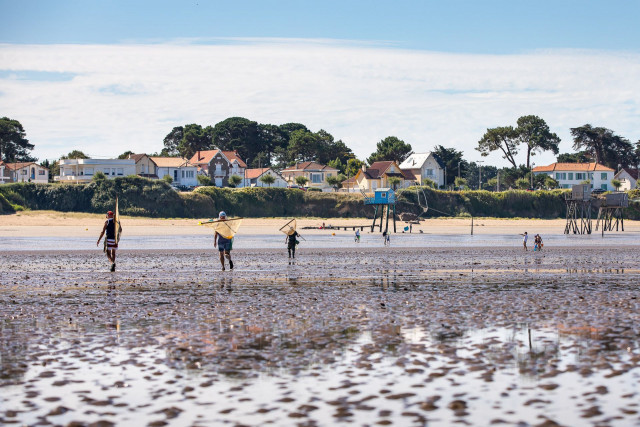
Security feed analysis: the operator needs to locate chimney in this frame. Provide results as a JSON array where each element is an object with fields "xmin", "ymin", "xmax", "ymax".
[{"xmin": 197, "ymin": 150, "xmax": 201, "ymax": 161}]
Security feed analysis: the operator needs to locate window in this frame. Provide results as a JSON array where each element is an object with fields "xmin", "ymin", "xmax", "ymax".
[
  {"xmin": 426, "ymin": 168, "xmax": 434, "ymax": 176},
  {"xmin": 22, "ymin": 169, "xmax": 27, "ymax": 175},
  {"xmin": 84, "ymin": 168, "xmax": 94, "ymax": 176},
  {"xmin": 568, "ymin": 173, "xmax": 573, "ymax": 180},
  {"xmin": 111, "ymin": 168, "xmax": 116, "ymax": 176},
  {"xmin": 311, "ymin": 173, "xmax": 323, "ymax": 183},
  {"xmin": 117, "ymin": 168, "xmax": 123, "ymax": 176},
  {"xmin": 601, "ymin": 173, "xmax": 607, "ymax": 180},
  {"xmin": 181, "ymin": 170, "xmax": 185, "ymax": 178},
  {"xmin": 39, "ymin": 170, "xmax": 45, "ymax": 175},
  {"xmin": 589, "ymin": 173, "xmax": 593, "ymax": 179},
  {"xmin": 575, "ymin": 173, "xmax": 584, "ymax": 180},
  {"xmin": 601, "ymin": 184, "xmax": 608, "ymax": 190}
]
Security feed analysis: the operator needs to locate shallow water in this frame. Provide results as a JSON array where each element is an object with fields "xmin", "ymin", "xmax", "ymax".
[
  {"xmin": 1, "ymin": 247, "xmax": 640, "ymax": 426},
  {"xmin": 0, "ymin": 229, "xmax": 637, "ymax": 251}
]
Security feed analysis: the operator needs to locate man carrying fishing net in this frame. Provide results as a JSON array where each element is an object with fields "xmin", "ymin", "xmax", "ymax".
[{"xmin": 214, "ymin": 211, "xmax": 234, "ymax": 271}]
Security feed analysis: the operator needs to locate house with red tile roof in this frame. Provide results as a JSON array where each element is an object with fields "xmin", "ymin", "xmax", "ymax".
[
  {"xmin": 533, "ymin": 162, "xmax": 615, "ymax": 190},
  {"xmin": 351, "ymin": 161, "xmax": 415, "ymax": 191},
  {"xmin": 3, "ymin": 161, "xmax": 49, "ymax": 183},
  {"xmin": 244, "ymin": 167, "xmax": 288, "ymax": 188},
  {"xmin": 280, "ymin": 162, "xmax": 339, "ymax": 191},
  {"xmin": 613, "ymin": 168, "xmax": 638, "ymax": 191},
  {"xmin": 189, "ymin": 150, "xmax": 246, "ymax": 187}
]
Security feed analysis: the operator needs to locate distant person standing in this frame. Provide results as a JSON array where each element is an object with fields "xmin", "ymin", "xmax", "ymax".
[
  {"xmin": 97, "ymin": 211, "xmax": 120, "ymax": 271},
  {"xmin": 355, "ymin": 229, "xmax": 361, "ymax": 243},
  {"xmin": 286, "ymin": 230, "xmax": 300, "ymax": 259},
  {"xmin": 534, "ymin": 234, "xmax": 543, "ymax": 251},
  {"xmin": 214, "ymin": 211, "xmax": 234, "ymax": 271},
  {"xmin": 520, "ymin": 231, "xmax": 528, "ymax": 251},
  {"xmin": 383, "ymin": 231, "xmax": 390, "ymax": 246}
]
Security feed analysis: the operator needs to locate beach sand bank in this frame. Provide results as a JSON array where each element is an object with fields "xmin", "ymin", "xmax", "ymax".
[{"xmin": 4, "ymin": 210, "xmax": 636, "ymax": 238}]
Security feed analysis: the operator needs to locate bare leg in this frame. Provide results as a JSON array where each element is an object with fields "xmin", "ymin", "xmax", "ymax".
[
  {"xmin": 219, "ymin": 251, "xmax": 225, "ymax": 270},
  {"xmin": 225, "ymin": 251, "xmax": 233, "ymax": 270}
]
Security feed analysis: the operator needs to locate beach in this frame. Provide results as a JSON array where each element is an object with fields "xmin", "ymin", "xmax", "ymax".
[{"xmin": 1, "ymin": 212, "xmax": 640, "ymax": 426}]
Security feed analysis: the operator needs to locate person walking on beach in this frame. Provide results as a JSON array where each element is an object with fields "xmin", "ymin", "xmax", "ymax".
[
  {"xmin": 383, "ymin": 231, "xmax": 390, "ymax": 246},
  {"xmin": 520, "ymin": 231, "xmax": 528, "ymax": 251},
  {"xmin": 214, "ymin": 211, "xmax": 234, "ymax": 271},
  {"xmin": 286, "ymin": 230, "xmax": 300, "ymax": 259},
  {"xmin": 534, "ymin": 234, "xmax": 543, "ymax": 251},
  {"xmin": 97, "ymin": 211, "xmax": 120, "ymax": 271},
  {"xmin": 355, "ymin": 229, "xmax": 361, "ymax": 243}
]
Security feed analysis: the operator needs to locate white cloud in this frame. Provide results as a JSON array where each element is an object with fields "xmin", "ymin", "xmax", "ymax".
[{"xmin": 0, "ymin": 40, "xmax": 638, "ymax": 166}]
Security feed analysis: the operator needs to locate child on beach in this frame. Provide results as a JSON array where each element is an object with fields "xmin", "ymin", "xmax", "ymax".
[
  {"xmin": 355, "ymin": 229, "xmax": 361, "ymax": 243},
  {"xmin": 214, "ymin": 211, "xmax": 234, "ymax": 271},
  {"xmin": 520, "ymin": 231, "xmax": 528, "ymax": 251},
  {"xmin": 534, "ymin": 234, "xmax": 543, "ymax": 251}
]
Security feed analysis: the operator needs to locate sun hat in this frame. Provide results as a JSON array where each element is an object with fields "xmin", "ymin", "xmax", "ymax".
[{"xmin": 218, "ymin": 211, "xmax": 227, "ymax": 219}]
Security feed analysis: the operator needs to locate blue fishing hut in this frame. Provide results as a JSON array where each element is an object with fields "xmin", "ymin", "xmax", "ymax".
[{"xmin": 363, "ymin": 188, "xmax": 397, "ymax": 233}]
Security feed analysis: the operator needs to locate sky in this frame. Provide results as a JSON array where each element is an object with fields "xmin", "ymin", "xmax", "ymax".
[{"xmin": 1, "ymin": 0, "xmax": 639, "ymax": 167}]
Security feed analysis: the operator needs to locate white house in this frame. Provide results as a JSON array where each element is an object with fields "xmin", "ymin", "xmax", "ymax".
[
  {"xmin": 55, "ymin": 158, "xmax": 136, "ymax": 183},
  {"xmin": 280, "ymin": 162, "xmax": 340, "ymax": 191},
  {"xmin": 613, "ymin": 168, "xmax": 638, "ymax": 191},
  {"xmin": 150, "ymin": 157, "xmax": 198, "ymax": 187},
  {"xmin": 399, "ymin": 152, "xmax": 446, "ymax": 188},
  {"xmin": 3, "ymin": 162, "xmax": 50, "ymax": 183},
  {"xmin": 0, "ymin": 161, "xmax": 9, "ymax": 184},
  {"xmin": 243, "ymin": 167, "xmax": 288, "ymax": 188},
  {"xmin": 533, "ymin": 162, "xmax": 615, "ymax": 190}
]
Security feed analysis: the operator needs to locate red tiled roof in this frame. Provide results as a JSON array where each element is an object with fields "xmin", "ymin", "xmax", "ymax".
[
  {"xmin": 4, "ymin": 162, "xmax": 37, "ymax": 170},
  {"xmin": 245, "ymin": 168, "xmax": 271, "ymax": 179},
  {"xmin": 281, "ymin": 162, "xmax": 338, "ymax": 172},
  {"xmin": 150, "ymin": 157, "xmax": 193, "ymax": 168},
  {"xmin": 533, "ymin": 162, "xmax": 614, "ymax": 172},
  {"xmin": 401, "ymin": 169, "xmax": 417, "ymax": 181},
  {"xmin": 189, "ymin": 150, "xmax": 247, "ymax": 168}
]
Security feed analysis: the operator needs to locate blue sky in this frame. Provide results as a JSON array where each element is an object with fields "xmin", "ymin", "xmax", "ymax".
[
  {"xmin": 1, "ymin": 1, "xmax": 639, "ymax": 165},
  {"xmin": 3, "ymin": 0, "xmax": 639, "ymax": 52}
]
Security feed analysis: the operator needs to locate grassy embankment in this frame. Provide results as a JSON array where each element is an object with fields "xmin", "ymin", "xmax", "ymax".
[{"xmin": 1, "ymin": 177, "xmax": 639, "ymax": 219}]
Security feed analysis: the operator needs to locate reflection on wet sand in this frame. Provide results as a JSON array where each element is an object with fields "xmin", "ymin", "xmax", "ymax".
[{"xmin": 1, "ymin": 247, "xmax": 639, "ymax": 426}]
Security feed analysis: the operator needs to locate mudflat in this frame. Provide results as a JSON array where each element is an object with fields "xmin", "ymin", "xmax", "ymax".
[{"xmin": 1, "ymin": 244, "xmax": 639, "ymax": 426}]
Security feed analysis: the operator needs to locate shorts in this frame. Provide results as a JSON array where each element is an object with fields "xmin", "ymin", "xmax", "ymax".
[
  {"xmin": 106, "ymin": 239, "xmax": 118, "ymax": 250},
  {"xmin": 218, "ymin": 240, "xmax": 232, "ymax": 252}
]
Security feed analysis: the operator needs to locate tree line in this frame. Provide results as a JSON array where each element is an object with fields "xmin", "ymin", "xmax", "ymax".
[{"xmin": 2, "ymin": 115, "xmax": 639, "ymax": 190}]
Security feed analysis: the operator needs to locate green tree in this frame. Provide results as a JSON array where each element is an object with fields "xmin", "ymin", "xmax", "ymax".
[
  {"xmin": 432, "ymin": 145, "xmax": 467, "ymax": 186},
  {"xmin": 197, "ymin": 174, "xmax": 212, "ymax": 186},
  {"xmin": 487, "ymin": 177, "xmax": 498, "ymax": 191},
  {"xmin": 557, "ymin": 151, "xmax": 590, "ymax": 163},
  {"xmin": 516, "ymin": 115, "xmax": 561, "ymax": 169},
  {"xmin": 259, "ymin": 173, "xmax": 276, "ymax": 187},
  {"xmin": 212, "ymin": 117, "xmax": 261, "ymax": 162},
  {"xmin": 0, "ymin": 117, "xmax": 35, "ymax": 162},
  {"xmin": 162, "ymin": 126, "xmax": 184, "ymax": 156},
  {"xmin": 295, "ymin": 175, "xmax": 309, "ymax": 187},
  {"xmin": 387, "ymin": 176, "xmax": 402, "ymax": 190},
  {"xmin": 476, "ymin": 126, "xmax": 519, "ymax": 168},
  {"xmin": 515, "ymin": 178, "xmax": 529, "ymax": 189},
  {"xmin": 345, "ymin": 158, "xmax": 365, "ymax": 178},
  {"xmin": 611, "ymin": 179, "xmax": 622, "ymax": 191},
  {"xmin": 454, "ymin": 177, "xmax": 467, "ymax": 189},
  {"xmin": 326, "ymin": 175, "xmax": 343, "ymax": 191},
  {"xmin": 367, "ymin": 136, "xmax": 412, "ymax": 164},
  {"xmin": 570, "ymin": 124, "xmax": 638, "ymax": 169},
  {"xmin": 92, "ymin": 171, "xmax": 106, "ymax": 181},
  {"xmin": 422, "ymin": 178, "xmax": 436, "ymax": 188},
  {"xmin": 163, "ymin": 175, "xmax": 173, "ymax": 184},
  {"xmin": 228, "ymin": 174, "xmax": 243, "ymax": 187},
  {"xmin": 288, "ymin": 130, "xmax": 319, "ymax": 162},
  {"xmin": 544, "ymin": 176, "xmax": 559, "ymax": 189}
]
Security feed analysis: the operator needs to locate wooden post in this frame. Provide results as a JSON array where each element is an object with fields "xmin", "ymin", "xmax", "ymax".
[
  {"xmin": 471, "ymin": 216, "xmax": 474, "ymax": 235},
  {"xmin": 371, "ymin": 205, "xmax": 378, "ymax": 232},
  {"xmin": 393, "ymin": 204, "xmax": 396, "ymax": 233},
  {"xmin": 385, "ymin": 205, "xmax": 390, "ymax": 234}
]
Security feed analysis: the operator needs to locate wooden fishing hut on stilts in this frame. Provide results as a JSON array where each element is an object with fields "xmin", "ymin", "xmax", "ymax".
[
  {"xmin": 362, "ymin": 188, "xmax": 397, "ymax": 233},
  {"xmin": 564, "ymin": 184, "xmax": 593, "ymax": 234}
]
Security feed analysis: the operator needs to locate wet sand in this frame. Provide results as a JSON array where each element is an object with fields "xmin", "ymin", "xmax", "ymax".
[{"xmin": 1, "ymin": 245, "xmax": 639, "ymax": 426}]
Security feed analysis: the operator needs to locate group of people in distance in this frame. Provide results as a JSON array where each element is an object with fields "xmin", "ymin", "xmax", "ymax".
[
  {"xmin": 96, "ymin": 209, "xmax": 545, "ymax": 272},
  {"xmin": 520, "ymin": 231, "xmax": 544, "ymax": 251}
]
